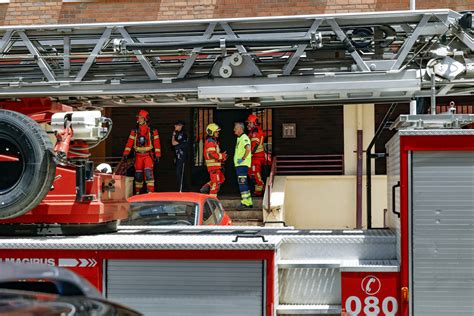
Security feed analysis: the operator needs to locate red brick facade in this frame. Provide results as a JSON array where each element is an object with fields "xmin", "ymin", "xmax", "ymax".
[{"xmin": 1, "ymin": 0, "xmax": 472, "ymax": 25}]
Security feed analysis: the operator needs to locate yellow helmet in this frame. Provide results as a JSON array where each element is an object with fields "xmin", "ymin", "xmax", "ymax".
[{"xmin": 206, "ymin": 123, "xmax": 221, "ymax": 136}]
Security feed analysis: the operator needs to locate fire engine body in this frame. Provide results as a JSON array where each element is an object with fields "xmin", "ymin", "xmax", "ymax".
[
  {"xmin": 0, "ymin": 99, "xmax": 130, "ymax": 234},
  {"xmin": 0, "ymin": 8, "xmax": 473, "ymax": 316},
  {"xmin": 0, "ymin": 118, "xmax": 473, "ymax": 316}
]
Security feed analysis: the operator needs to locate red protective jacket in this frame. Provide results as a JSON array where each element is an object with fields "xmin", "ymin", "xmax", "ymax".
[
  {"xmin": 248, "ymin": 126, "xmax": 265, "ymax": 158},
  {"xmin": 204, "ymin": 137, "xmax": 224, "ymax": 171},
  {"xmin": 123, "ymin": 124, "xmax": 161, "ymax": 158}
]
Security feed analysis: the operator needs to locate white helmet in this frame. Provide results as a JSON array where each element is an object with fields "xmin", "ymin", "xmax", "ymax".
[{"xmin": 96, "ymin": 163, "xmax": 112, "ymax": 174}]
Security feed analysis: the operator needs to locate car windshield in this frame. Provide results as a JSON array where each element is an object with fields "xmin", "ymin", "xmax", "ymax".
[{"xmin": 123, "ymin": 201, "xmax": 198, "ymax": 226}]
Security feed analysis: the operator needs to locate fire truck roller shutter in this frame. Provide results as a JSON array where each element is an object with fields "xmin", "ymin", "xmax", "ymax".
[
  {"xmin": 412, "ymin": 151, "xmax": 474, "ymax": 315},
  {"xmin": 106, "ymin": 260, "xmax": 264, "ymax": 316},
  {"xmin": 0, "ymin": 110, "xmax": 56, "ymax": 219}
]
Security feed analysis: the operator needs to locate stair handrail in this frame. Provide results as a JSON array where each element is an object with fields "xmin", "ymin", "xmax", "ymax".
[{"xmin": 263, "ymin": 156, "xmax": 278, "ymax": 212}]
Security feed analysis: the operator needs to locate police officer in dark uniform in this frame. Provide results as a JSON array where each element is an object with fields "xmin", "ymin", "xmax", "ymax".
[{"xmin": 172, "ymin": 120, "xmax": 188, "ymax": 191}]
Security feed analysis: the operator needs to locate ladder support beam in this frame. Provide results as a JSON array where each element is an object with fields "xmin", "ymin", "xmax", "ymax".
[
  {"xmin": 117, "ymin": 27, "xmax": 158, "ymax": 80},
  {"xmin": 0, "ymin": 9, "xmax": 470, "ymax": 107},
  {"xmin": 74, "ymin": 27, "xmax": 113, "ymax": 82},
  {"xmin": 17, "ymin": 31, "xmax": 56, "ymax": 82}
]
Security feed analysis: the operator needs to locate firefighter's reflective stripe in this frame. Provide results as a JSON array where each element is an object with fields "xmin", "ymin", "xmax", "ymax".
[
  {"xmin": 204, "ymin": 138, "xmax": 223, "ymax": 169},
  {"xmin": 135, "ymin": 146, "xmax": 153, "ymax": 153},
  {"xmin": 123, "ymin": 130, "xmax": 137, "ymax": 156},
  {"xmin": 155, "ymin": 148, "xmax": 161, "ymax": 152},
  {"xmin": 206, "ymin": 160, "xmax": 221, "ymax": 167},
  {"xmin": 153, "ymin": 135, "xmax": 159, "ymax": 140}
]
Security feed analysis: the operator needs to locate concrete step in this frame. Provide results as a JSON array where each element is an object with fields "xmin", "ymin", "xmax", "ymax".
[
  {"xmin": 226, "ymin": 209, "xmax": 263, "ymax": 220},
  {"xmin": 220, "ymin": 197, "xmax": 263, "ymax": 209}
]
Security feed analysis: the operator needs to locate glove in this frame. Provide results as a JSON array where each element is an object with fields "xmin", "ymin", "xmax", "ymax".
[
  {"xmin": 221, "ymin": 152, "xmax": 228, "ymax": 161},
  {"xmin": 154, "ymin": 157, "xmax": 160, "ymax": 164},
  {"xmin": 123, "ymin": 154, "xmax": 128, "ymax": 161},
  {"xmin": 237, "ymin": 158, "xmax": 244, "ymax": 164}
]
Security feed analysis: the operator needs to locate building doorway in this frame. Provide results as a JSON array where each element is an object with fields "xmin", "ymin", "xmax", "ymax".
[
  {"xmin": 191, "ymin": 108, "xmax": 272, "ymax": 196},
  {"xmin": 214, "ymin": 109, "xmax": 252, "ymax": 194}
]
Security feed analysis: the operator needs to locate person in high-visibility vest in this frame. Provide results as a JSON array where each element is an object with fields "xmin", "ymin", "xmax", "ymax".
[
  {"xmin": 200, "ymin": 123, "xmax": 227, "ymax": 197},
  {"xmin": 246, "ymin": 114, "xmax": 265, "ymax": 197},
  {"xmin": 234, "ymin": 122, "xmax": 253, "ymax": 208},
  {"xmin": 123, "ymin": 110, "xmax": 161, "ymax": 194}
]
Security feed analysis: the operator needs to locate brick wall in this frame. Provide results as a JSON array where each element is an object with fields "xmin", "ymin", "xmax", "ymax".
[
  {"xmin": 3, "ymin": 0, "xmax": 62, "ymax": 25},
  {"xmin": 273, "ymin": 106, "xmax": 344, "ymax": 156},
  {"xmin": 0, "ymin": 0, "xmax": 471, "ymax": 25},
  {"xmin": 59, "ymin": 0, "xmax": 161, "ymax": 24}
]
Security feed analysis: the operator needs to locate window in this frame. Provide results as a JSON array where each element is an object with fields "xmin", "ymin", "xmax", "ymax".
[
  {"xmin": 255, "ymin": 109, "xmax": 273, "ymax": 155},
  {"xmin": 124, "ymin": 201, "xmax": 198, "ymax": 226},
  {"xmin": 202, "ymin": 200, "xmax": 217, "ymax": 225},
  {"xmin": 209, "ymin": 199, "xmax": 223, "ymax": 223}
]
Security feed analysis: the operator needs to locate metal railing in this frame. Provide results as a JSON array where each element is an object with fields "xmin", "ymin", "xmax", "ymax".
[
  {"xmin": 263, "ymin": 154, "xmax": 344, "ymax": 211},
  {"xmin": 275, "ymin": 154, "xmax": 344, "ymax": 175},
  {"xmin": 264, "ymin": 157, "xmax": 278, "ymax": 212}
]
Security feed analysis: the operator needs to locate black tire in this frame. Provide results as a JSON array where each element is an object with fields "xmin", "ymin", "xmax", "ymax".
[{"xmin": 0, "ymin": 109, "xmax": 56, "ymax": 219}]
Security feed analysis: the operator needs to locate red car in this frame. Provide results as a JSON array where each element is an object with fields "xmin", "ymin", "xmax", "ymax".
[{"xmin": 124, "ymin": 192, "xmax": 232, "ymax": 226}]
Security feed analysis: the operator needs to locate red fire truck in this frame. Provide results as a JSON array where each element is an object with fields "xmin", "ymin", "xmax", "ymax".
[
  {"xmin": 0, "ymin": 9, "xmax": 473, "ymax": 316},
  {"xmin": 0, "ymin": 115, "xmax": 472, "ymax": 315}
]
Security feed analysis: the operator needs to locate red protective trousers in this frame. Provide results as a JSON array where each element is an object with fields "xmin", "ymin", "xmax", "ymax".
[
  {"xmin": 205, "ymin": 169, "xmax": 225, "ymax": 197},
  {"xmin": 134, "ymin": 153, "xmax": 155, "ymax": 194},
  {"xmin": 248, "ymin": 155, "xmax": 265, "ymax": 195}
]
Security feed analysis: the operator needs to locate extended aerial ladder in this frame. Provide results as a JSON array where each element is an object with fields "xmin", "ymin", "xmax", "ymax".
[
  {"xmin": 0, "ymin": 9, "xmax": 473, "ymax": 316},
  {"xmin": 0, "ymin": 9, "xmax": 472, "ymax": 108}
]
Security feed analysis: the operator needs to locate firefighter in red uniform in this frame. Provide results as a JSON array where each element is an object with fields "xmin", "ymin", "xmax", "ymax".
[
  {"xmin": 123, "ymin": 110, "xmax": 161, "ymax": 195},
  {"xmin": 200, "ymin": 123, "xmax": 227, "ymax": 197},
  {"xmin": 246, "ymin": 114, "xmax": 265, "ymax": 196}
]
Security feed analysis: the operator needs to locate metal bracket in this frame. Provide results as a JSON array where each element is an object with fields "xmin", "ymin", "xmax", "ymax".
[
  {"xmin": 220, "ymin": 22, "xmax": 263, "ymax": 76},
  {"xmin": 327, "ymin": 18, "xmax": 370, "ymax": 72}
]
